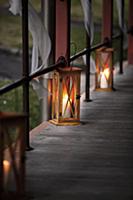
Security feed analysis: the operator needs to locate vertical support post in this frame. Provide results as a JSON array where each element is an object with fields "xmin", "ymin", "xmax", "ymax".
[
  {"xmin": 22, "ymin": 0, "xmax": 32, "ymax": 150},
  {"xmin": 85, "ymin": 27, "xmax": 91, "ymax": 102},
  {"xmin": 41, "ymin": 0, "xmax": 55, "ymax": 121},
  {"xmin": 47, "ymin": 1, "xmax": 55, "ymax": 119},
  {"xmin": 102, "ymin": 0, "xmax": 113, "ymax": 41},
  {"xmin": 41, "ymin": 0, "xmax": 45, "ymax": 21},
  {"xmin": 128, "ymin": 0, "xmax": 133, "ymax": 64},
  {"xmin": 48, "ymin": 0, "xmax": 56, "ymax": 65},
  {"xmin": 84, "ymin": 0, "xmax": 92, "ymax": 102},
  {"xmin": 119, "ymin": 0, "xmax": 124, "ymax": 74},
  {"xmin": 55, "ymin": 0, "xmax": 70, "ymax": 63}
]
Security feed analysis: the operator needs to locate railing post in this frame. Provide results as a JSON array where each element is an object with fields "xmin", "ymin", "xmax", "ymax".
[
  {"xmin": 85, "ymin": 33, "xmax": 91, "ymax": 102},
  {"xmin": 102, "ymin": 0, "xmax": 113, "ymax": 41},
  {"xmin": 22, "ymin": 0, "xmax": 33, "ymax": 151},
  {"xmin": 55, "ymin": 0, "xmax": 70, "ymax": 63},
  {"xmin": 84, "ymin": 0, "xmax": 92, "ymax": 102},
  {"xmin": 119, "ymin": 0, "xmax": 124, "ymax": 74}
]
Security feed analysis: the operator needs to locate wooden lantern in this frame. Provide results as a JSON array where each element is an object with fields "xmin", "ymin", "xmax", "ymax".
[
  {"xmin": 0, "ymin": 112, "xmax": 26, "ymax": 200},
  {"xmin": 95, "ymin": 47, "xmax": 114, "ymax": 91},
  {"xmin": 50, "ymin": 67, "xmax": 81, "ymax": 125}
]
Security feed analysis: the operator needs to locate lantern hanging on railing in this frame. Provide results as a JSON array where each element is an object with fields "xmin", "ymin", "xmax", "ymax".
[
  {"xmin": 95, "ymin": 47, "xmax": 114, "ymax": 91},
  {"xmin": 0, "ymin": 112, "xmax": 26, "ymax": 200},
  {"xmin": 50, "ymin": 67, "xmax": 81, "ymax": 126}
]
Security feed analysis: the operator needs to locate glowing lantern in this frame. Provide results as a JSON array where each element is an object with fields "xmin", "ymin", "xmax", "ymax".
[
  {"xmin": 0, "ymin": 112, "xmax": 26, "ymax": 200},
  {"xmin": 50, "ymin": 67, "xmax": 81, "ymax": 125},
  {"xmin": 95, "ymin": 47, "xmax": 114, "ymax": 91}
]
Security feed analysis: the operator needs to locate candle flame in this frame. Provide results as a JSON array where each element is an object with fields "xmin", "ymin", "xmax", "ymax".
[
  {"xmin": 3, "ymin": 160, "xmax": 10, "ymax": 173},
  {"xmin": 63, "ymin": 94, "xmax": 69, "ymax": 110},
  {"xmin": 62, "ymin": 93, "xmax": 71, "ymax": 117},
  {"xmin": 103, "ymin": 68, "xmax": 110, "ymax": 80},
  {"xmin": 3, "ymin": 160, "xmax": 10, "ymax": 187},
  {"xmin": 100, "ymin": 68, "xmax": 110, "ymax": 88},
  {"xmin": 63, "ymin": 94, "xmax": 68, "ymax": 102}
]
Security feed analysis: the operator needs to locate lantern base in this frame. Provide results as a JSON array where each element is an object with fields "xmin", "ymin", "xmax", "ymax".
[
  {"xmin": 95, "ymin": 87, "xmax": 114, "ymax": 92},
  {"xmin": 49, "ymin": 119, "xmax": 80, "ymax": 126}
]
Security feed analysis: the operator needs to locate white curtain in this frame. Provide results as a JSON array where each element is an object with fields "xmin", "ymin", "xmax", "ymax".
[
  {"xmin": 80, "ymin": 0, "xmax": 96, "ymax": 73},
  {"xmin": 82, "ymin": 54, "xmax": 96, "ymax": 73},
  {"xmin": 115, "ymin": 0, "xmax": 126, "ymax": 32},
  {"xmin": 115, "ymin": 0, "xmax": 127, "ymax": 49},
  {"xmin": 9, "ymin": 0, "xmax": 21, "ymax": 15},
  {"xmin": 28, "ymin": 3, "xmax": 51, "ymax": 73},
  {"xmin": 9, "ymin": 0, "xmax": 51, "ymax": 99},
  {"xmin": 80, "ymin": 0, "xmax": 94, "ymax": 44}
]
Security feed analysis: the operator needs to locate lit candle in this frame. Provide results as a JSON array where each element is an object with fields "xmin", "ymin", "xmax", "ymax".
[
  {"xmin": 62, "ymin": 94, "xmax": 71, "ymax": 118},
  {"xmin": 100, "ymin": 72, "xmax": 108, "ymax": 88},
  {"xmin": 3, "ymin": 160, "xmax": 10, "ymax": 187},
  {"xmin": 104, "ymin": 68, "xmax": 110, "ymax": 79},
  {"xmin": 100, "ymin": 68, "xmax": 110, "ymax": 88}
]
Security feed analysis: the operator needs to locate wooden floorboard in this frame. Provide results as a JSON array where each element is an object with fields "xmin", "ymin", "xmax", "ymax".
[{"xmin": 26, "ymin": 65, "xmax": 133, "ymax": 200}]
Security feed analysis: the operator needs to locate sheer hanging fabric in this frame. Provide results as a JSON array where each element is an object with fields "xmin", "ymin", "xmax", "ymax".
[
  {"xmin": 80, "ymin": 0, "xmax": 96, "ymax": 74},
  {"xmin": 80, "ymin": 0, "xmax": 94, "ymax": 45},
  {"xmin": 115, "ymin": 0, "xmax": 127, "ymax": 49},
  {"xmin": 9, "ymin": 0, "xmax": 51, "ymax": 99},
  {"xmin": 9, "ymin": 0, "xmax": 21, "ymax": 15}
]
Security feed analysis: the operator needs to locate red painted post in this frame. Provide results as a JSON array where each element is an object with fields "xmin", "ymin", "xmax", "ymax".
[
  {"xmin": 102, "ymin": 0, "xmax": 113, "ymax": 41},
  {"xmin": 128, "ymin": 0, "xmax": 133, "ymax": 64},
  {"xmin": 55, "ymin": 0, "xmax": 70, "ymax": 63}
]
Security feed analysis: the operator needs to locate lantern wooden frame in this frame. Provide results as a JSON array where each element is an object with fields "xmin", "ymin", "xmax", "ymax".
[
  {"xmin": 95, "ymin": 47, "xmax": 114, "ymax": 91},
  {"xmin": 50, "ymin": 67, "xmax": 81, "ymax": 126},
  {"xmin": 0, "ymin": 112, "xmax": 26, "ymax": 200}
]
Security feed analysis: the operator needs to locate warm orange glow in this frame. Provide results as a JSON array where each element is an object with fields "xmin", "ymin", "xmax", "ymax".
[
  {"xmin": 100, "ymin": 68, "xmax": 110, "ymax": 88},
  {"xmin": 3, "ymin": 160, "xmax": 10, "ymax": 174},
  {"xmin": 63, "ymin": 93, "xmax": 68, "ymax": 104},
  {"xmin": 3, "ymin": 160, "xmax": 10, "ymax": 186},
  {"xmin": 103, "ymin": 68, "xmax": 110, "ymax": 79},
  {"xmin": 50, "ymin": 67, "xmax": 81, "ymax": 125},
  {"xmin": 63, "ymin": 93, "xmax": 68, "ymax": 109},
  {"xmin": 63, "ymin": 93, "xmax": 69, "ymax": 116},
  {"xmin": 62, "ymin": 92, "xmax": 73, "ymax": 118}
]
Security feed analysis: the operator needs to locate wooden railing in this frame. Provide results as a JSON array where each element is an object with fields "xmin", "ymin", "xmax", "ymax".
[
  {"xmin": 0, "ymin": 32, "xmax": 123, "ymax": 149},
  {"xmin": 0, "ymin": 0, "xmax": 123, "ymax": 150}
]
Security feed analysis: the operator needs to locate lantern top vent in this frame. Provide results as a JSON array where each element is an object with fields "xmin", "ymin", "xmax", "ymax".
[
  {"xmin": 96, "ymin": 47, "xmax": 114, "ymax": 53},
  {"xmin": 56, "ymin": 66, "xmax": 82, "ymax": 73}
]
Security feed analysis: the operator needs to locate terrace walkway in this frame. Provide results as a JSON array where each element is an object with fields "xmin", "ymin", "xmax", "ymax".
[{"xmin": 26, "ymin": 63, "xmax": 133, "ymax": 200}]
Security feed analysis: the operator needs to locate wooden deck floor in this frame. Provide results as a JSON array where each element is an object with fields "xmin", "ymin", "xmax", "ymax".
[{"xmin": 26, "ymin": 64, "xmax": 133, "ymax": 200}]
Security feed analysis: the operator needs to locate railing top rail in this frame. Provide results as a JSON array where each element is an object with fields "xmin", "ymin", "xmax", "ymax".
[
  {"xmin": 29, "ymin": 57, "xmax": 66, "ymax": 81},
  {"xmin": 0, "ymin": 33, "xmax": 121, "ymax": 95},
  {"xmin": 0, "ymin": 78, "xmax": 25, "ymax": 95},
  {"xmin": 0, "ymin": 58, "xmax": 66, "ymax": 95},
  {"xmin": 70, "ymin": 33, "xmax": 121, "ymax": 62}
]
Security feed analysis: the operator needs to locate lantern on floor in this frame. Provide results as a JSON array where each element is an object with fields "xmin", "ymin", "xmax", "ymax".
[
  {"xmin": 0, "ymin": 112, "xmax": 26, "ymax": 200},
  {"xmin": 50, "ymin": 67, "xmax": 81, "ymax": 125},
  {"xmin": 95, "ymin": 47, "xmax": 114, "ymax": 91}
]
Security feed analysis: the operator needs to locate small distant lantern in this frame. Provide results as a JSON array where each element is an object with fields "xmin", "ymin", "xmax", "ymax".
[
  {"xmin": 0, "ymin": 112, "xmax": 26, "ymax": 200},
  {"xmin": 50, "ymin": 67, "xmax": 81, "ymax": 125},
  {"xmin": 95, "ymin": 47, "xmax": 114, "ymax": 91}
]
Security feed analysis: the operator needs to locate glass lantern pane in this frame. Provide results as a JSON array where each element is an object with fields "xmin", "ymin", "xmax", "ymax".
[
  {"xmin": 3, "ymin": 127, "xmax": 21, "ymax": 193},
  {"xmin": 101, "ymin": 52, "xmax": 111, "ymax": 88},
  {"xmin": 97, "ymin": 51, "xmax": 112, "ymax": 89},
  {"xmin": 62, "ymin": 75, "xmax": 76, "ymax": 119}
]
